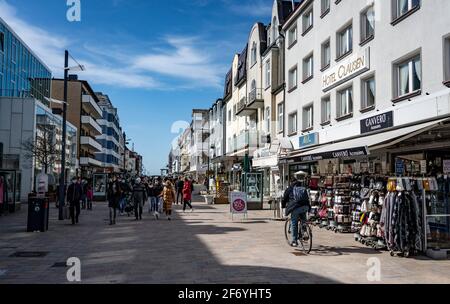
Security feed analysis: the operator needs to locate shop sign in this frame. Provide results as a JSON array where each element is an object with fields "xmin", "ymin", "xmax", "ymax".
[
  {"xmin": 322, "ymin": 48, "xmax": 370, "ymax": 92},
  {"xmin": 420, "ymin": 160, "xmax": 427, "ymax": 174},
  {"xmin": 230, "ymin": 191, "xmax": 247, "ymax": 214},
  {"xmin": 299, "ymin": 133, "xmax": 319, "ymax": 149},
  {"xmin": 299, "ymin": 146, "xmax": 369, "ymax": 162},
  {"xmin": 443, "ymin": 160, "xmax": 450, "ymax": 174},
  {"xmin": 361, "ymin": 111, "xmax": 394, "ymax": 134}
]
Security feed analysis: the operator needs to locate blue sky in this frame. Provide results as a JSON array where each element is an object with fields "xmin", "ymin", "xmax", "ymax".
[{"xmin": 0, "ymin": 0, "xmax": 274, "ymax": 174}]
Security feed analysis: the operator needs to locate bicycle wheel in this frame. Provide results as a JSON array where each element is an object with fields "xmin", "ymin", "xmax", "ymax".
[
  {"xmin": 284, "ymin": 218, "xmax": 294, "ymax": 246},
  {"xmin": 298, "ymin": 223, "xmax": 313, "ymax": 254}
]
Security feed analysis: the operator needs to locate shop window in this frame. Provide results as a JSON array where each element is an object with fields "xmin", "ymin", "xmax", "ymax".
[
  {"xmin": 321, "ymin": 96, "xmax": 331, "ymax": 124},
  {"xmin": 361, "ymin": 5, "xmax": 375, "ymax": 44},
  {"xmin": 337, "ymin": 86, "xmax": 353, "ymax": 119},
  {"xmin": 337, "ymin": 23, "xmax": 353, "ymax": 60},
  {"xmin": 288, "ymin": 24, "xmax": 298, "ymax": 48},
  {"xmin": 302, "ymin": 105, "xmax": 314, "ymax": 131},
  {"xmin": 302, "ymin": 5, "xmax": 313, "ymax": 35},
  {"xmin": 321, "ymin": 0, "xmax": 330, "ymax": 17},
  {"xmin": 361, "ymin": 76, "xmax": 376, "ymax": 110},
  {"xmin": 288, "ymin": 65, "xmax": 298, "ymax": 91},
  {"xmin": 394, "ymin": 54, "xmax": 421, "ymax": 99},
  {"xmin": 288, "ymin": 112, "xmax": 298, "ymax": 135},
  {"xmin": 392, "ymin": 0, "xmax": 420, "ymax": 23},
  {"xmin": 277, "ymin": 103, "xmax": 284, "ymax": 133},
  {"xmin": 321, "ymin": 39, "xmax": 331, "ymax": 70},
  {"xmin": 302, "ymin": 53, "xmax": 314, "ymax": 82}
]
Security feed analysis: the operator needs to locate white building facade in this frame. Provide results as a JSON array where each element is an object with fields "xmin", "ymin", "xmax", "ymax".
[{"xmin": 280, "ymin": 0, "xmax": 450, "ymax": 179}]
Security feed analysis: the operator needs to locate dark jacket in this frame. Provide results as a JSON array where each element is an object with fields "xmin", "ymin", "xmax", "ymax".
[
  {"xmin": 131, "ymin": 184, "xmax": 147, "ymax": 206},
  {"xmin": 282, "ymin": 185, "xmax": 310, "ymax": 216},
  {"xmin": 108, "ymin": 180, "xmax": 122, "ymax": 207},
  {"xmin": 67, "ymin": 183, "xmax": 82, "ymax": 204},
  {"xmin": 176, "ymin": 180, "xmax": 184, "ymax": 192},
  {"xmin": 153, "ymin": 183, "xmax": 163, "ymax": 197}
]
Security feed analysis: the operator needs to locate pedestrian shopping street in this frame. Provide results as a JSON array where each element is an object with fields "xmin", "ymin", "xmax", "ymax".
[{"xmin": 0, "ymin": 197, "xmax": 449, "ymax": 284}]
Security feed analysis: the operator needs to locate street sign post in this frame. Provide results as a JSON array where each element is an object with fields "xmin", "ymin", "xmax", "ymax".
[{"xmin": 230, "ymin": 191, "xmax": 248, "ymax": 221}]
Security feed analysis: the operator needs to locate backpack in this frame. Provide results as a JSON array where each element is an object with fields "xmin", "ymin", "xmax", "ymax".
[{"xmin": 292, "ymin": 186, "xmax": 309, "ymax": 205}]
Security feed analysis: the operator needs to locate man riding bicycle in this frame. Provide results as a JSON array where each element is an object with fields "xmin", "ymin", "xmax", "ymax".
[{"xmin": 282, "ymin": 177, "xmax": 311, "ymax": 247}]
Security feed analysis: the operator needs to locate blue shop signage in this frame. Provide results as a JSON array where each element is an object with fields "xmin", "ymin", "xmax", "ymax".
[{"xmin": 299, "ymin": 133, "xmax": 319, "ymax": 148}]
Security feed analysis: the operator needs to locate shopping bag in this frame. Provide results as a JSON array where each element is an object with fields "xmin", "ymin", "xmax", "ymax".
[{"xmin": 63, "ymin": 205, "xmax": 71, "ymax": 220}]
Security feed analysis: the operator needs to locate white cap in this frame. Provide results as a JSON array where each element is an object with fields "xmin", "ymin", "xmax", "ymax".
[{"xmin": 135, "ymin": 178, "xmax": 141, "ymax": 184}]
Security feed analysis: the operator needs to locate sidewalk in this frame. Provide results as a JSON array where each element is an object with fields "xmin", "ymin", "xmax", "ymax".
[{"xmin": 0, "ymin": 197, "xmax": 449, "ymax": 284}]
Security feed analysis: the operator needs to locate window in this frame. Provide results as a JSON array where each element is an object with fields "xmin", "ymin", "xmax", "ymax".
[
  {"xmin": 272, "ymin": 17, "xmax": 278, "ymax": 43},
  {"xmin": 302, "ymin": 105, "xmax": 314, "ymax": 130},
  {"xmin": 321, "ymin": 40, "xmax": 331, "ymax": 70},
  {"xmin": 265, "ymin": 60, "xmax": 271, "ymax": 88},
  {"xmin": 265, "ymin": 107, "xmax": 271, "ymax": 132},
  {"xmin": 361, "ymin": 76, "xmax": 376, "ymax": 109},
  {"xmin": 288, "ymin": 66, "xmax": 298, "ymax": 91},
  {"xmin": 277, "ymin": 103, "xmax": 284, "ymax": 132},
  {"xmin": 251, "ymin": 42, "xmax": 257, "ymax": 66},
  {"xmin": 395, "ymin": 54, "xmax": 421, "ymax": 98},
  {"xmin": 321, "ymin": 96, "xmax": 331, "ymax": 124},
  {"xmin": 444, "ymin": 36, "xmax": 450, "ymax": 85},
  {"xmin": 288, "ymin": 24, "xmax": 298, "ymax": 47},
  {"xmin": 233, "ymin": 105, "xmax": 237, "ymax": 121},
  {"xmin": 337, "ymin": 86, "xmax": 353, "ymax": 118},
  {"xmin": 288, "ymin": 112, "xmax": 298, "ymax": 135},
  {"xmin": 393, "ymin": 0, "xmax": 420, "ymax": 20},
  {"xmin": 0, "ymin": 32, "xmax": 4, "ymax": 52},
  {"xmin": 302, "ymin": 6, "xmax": 313, "ymax": 34},
  {"xmin": 337, "ymin": 24, "xmax": 353, "ymax": 59},
  {"xmin": 303, "ymin": 54, "xmax": 314, "ymax": 81},
  {"xmin": 361, "ymin": 6, "xmax": 375, "ymax": 43},
  {"xmin": 321, "ymin": 0, "xmax": 330, "ymax": 16}
]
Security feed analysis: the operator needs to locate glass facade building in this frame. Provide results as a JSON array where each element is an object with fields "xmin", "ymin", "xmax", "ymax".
[{"xmin": 0, "ymin": 17, "xmax": 52, "ymax": 104}]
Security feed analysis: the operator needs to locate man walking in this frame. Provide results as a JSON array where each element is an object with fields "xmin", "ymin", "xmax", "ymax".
[
  {"xmin": 108, "ymin": 176, "xmax": 122, "ymax": 225},
  {"xmin": 131, "ymin": 177, "xmax": 147, "ymax": 221},
  {"xmin": 182, "ymin": 177, "xmax": 194, "ymax": 212},
  {"xmin": 67, "ymin": 177, "xmax": 82, "ymax": 225},
  {"xmin": 176, "ymin": 177, "xmax": 184, "ymax": 205}
]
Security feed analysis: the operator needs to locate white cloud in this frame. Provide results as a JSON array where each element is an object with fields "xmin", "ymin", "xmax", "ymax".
[{"xmin": 133, "ymin": 36, "xmax": 224, "ymax": 88}]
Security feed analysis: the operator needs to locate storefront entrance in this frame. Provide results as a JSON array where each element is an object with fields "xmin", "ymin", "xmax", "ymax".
[{"xmin": 0, "ymin": 170, "xmax": 21, "ymax": 215}]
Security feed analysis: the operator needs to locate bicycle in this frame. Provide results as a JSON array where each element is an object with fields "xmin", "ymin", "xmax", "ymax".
[{"xmin": 285, "ymin": 215, "xmax": 313, "ymax": 254}]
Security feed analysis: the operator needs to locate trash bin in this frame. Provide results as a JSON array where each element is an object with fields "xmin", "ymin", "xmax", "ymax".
[{"xmin": 27, "ymin": 197, "xmax": 49, "ymax": 232}]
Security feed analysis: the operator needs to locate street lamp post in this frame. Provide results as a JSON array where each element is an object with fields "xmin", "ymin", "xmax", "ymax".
[{"xmin": 58, "ymin": 50, "xmax": 69, "ymax": 221}]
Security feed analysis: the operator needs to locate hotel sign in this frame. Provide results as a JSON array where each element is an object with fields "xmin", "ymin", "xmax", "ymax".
[
  {"xmin": 361, "ymin": 111, "xmax": 394, "ymax": 134},
  {"xmin": 322, "ymin": 48, "xmax": 370, "ymax": 92},
  {"xmin": 299, "ymin": 133, "xmax": 319, "ymax": 149}
]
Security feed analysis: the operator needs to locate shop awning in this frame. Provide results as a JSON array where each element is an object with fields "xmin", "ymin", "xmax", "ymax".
[{"xmin": 292, "ymin": 119, "xmax": 448, "ymax": 162}]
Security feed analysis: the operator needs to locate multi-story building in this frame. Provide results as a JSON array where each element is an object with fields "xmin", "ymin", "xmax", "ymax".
[
  {"xmin": 179, "ymin": 127, "xmax": 191, "ymax": 174},
  {"xmin": 51, "ymin": 76, "xmax": 103, "ymax": 178},
  {"xmin": 0, "ymin": 17, "xmax": 52, "ymax": 104},
  {"xmin": 0, "ymin": 17, "xmax": 77, "ymax": 207},
  {"xmin": 280, "ymin": 0, "xmax": 450, "ymax": 181},
  {"xmin": 189, "ymin": 109, "xmax": 210, "ymax": 181},
  {"xmin": 208, "ymin": 98, "xmax": 226, "ymax": 187},
  {"xmin": 95, "ymin": 92, "xmax": 124, "ymax": 174}
]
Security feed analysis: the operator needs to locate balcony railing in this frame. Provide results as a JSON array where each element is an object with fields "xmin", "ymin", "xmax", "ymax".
[
  {"xmin": 80, "ymin": 136, "xmax": 102, "ymax": 152},
  {"xmin": 248, "ymin": 88, "xmax": 264, "ymax": 104},
  {"xmin": 81, "ymin": 115, "xmax": 102, "ymax": 135},
  {"xmin": 82, "ymin": 94, "xmax": 102, "ymax": 119}
]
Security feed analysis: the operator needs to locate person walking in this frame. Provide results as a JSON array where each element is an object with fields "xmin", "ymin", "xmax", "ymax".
[
  {"xmin": 86, "ymin": 182, "xmax": 93, "ymax": 211},
  {"xmin": 182, "ymin": 177, "xmax": 194, "ymax": 212},
  {"xmin": 119, "ymin": 178, "xmax": 131, "ymax": 215},
  {"xmin": 153, "ymin": 179, "xmax": 164, "ymax": 220},
  {"xmin": 131, "ymin": 177, "xmax": 147, "ymax": 221},
  {"xmin": 66, "ymin": 177, "xmax": 82, "ymax": 225},
  {"xmin": 176, "ymin": 177, "xmax": 184, "ymax": 205},
  {"xmin": 161, "ymin": 178, "xmax": 176, "ymax": 220},
  {"xmin": 107, "ymin": 176, "xmax": 122, "ymax": 225},
  {"xmin": 147, "ymin": 180, "xmax": 156, "ymax": 214}
]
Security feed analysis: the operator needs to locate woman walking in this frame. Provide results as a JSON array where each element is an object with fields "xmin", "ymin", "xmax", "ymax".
[
  {"xmin": 161, "ymin": 178, "xmax": 176, "ymax": 221},
  {"xmin": 182, "ymin": 177, "xmax": 194, "ymax": 212}
]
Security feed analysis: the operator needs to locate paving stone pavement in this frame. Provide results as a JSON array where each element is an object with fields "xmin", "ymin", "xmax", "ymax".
[{"xmin": 0, "ymin": 197, "xmax": 449, "ymax": 284}]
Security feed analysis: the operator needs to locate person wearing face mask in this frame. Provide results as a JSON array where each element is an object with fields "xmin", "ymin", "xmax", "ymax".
[
  {"xmin": 66, "ymin": 177, "xmax": 83, "ymax": 225},
  {"xmin": 107, "ymin": 176, "xmax": 122, "ymax": 225}
]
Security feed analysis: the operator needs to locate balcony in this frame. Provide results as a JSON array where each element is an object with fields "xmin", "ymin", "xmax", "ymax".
[
  {"xmin": 80, "ymin": 136, "xmax": 102, "ymax": 152},
  {"xmin": 234, "ymin": 130, "xmax": 260, "ymax": 152},
  {"xmin": 82, "ymin": 94, "xmax": 102, "ymax": 119},
  {"xmin": 236, "ymin": 89, "xmax": 264, "ymax": 116},
  {"xmin": 81, "ymin": 115, "xmax": 102, "ymax": 136},
  {"xmin": 80, "ymin": 157, "xmax": 102, "ymax": 167}
]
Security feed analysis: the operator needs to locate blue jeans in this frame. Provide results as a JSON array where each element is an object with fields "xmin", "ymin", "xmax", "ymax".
[
  {"xmin": 150, "ymin": 197, "xmax": 158, "ymax": 212},
  {"xmin": 119, "ymin": 197, "xmax": 126, "ymax": 213},
  {"xmin": 291, "ymin": 206, "xmax": 309, "ymax": 242}
]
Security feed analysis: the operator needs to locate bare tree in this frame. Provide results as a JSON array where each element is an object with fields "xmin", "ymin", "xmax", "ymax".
[{"xmin": 22, "ymin": 124, "xmax": 60, "ymax": 174}]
